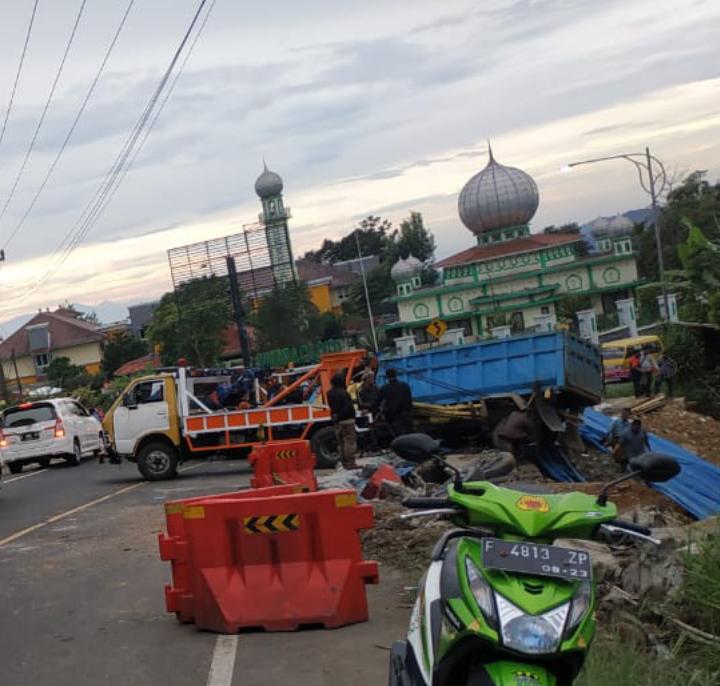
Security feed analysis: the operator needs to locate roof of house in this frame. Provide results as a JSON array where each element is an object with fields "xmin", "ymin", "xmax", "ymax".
[
  {"xmin": 0, "ymin": 310, "xmax": 105, "ymax": 359},
  {"xmin": 437, "ymin": 233, "xmax": 582, "ymax": 269},
  {"xmin": 296, "ymin": 259, "xmax": 359, "ymax": 287},
  {"xmin": 114, "ymin": 351, "xmax": 162, "ymax": 377}
]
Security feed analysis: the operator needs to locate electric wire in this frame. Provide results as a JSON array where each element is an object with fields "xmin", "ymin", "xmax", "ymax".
[
  {"xmin": 24, "ymin": 0, "xmax": 210, "ymax": 298},
  {"xmin": 2, "ymin": 0, "xmax": 136, "ymax": 251},
  {"xmin": 0, "ymin": 0, "xmax": 88, "ymax": 229},
  {"xmin": 0, "ymin": 0, "xmax": 40, "ymax": 153}
]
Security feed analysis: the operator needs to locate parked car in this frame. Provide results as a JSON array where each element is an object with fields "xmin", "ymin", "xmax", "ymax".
[{"xmin": 0, "ymin": 398, "xmax": 104, "ymax": 474}]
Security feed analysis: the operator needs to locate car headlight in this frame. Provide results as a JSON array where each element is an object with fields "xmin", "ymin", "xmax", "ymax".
[
  {"xmin": 564, "ymin": 581, "xmax": 592, "ymax": 639},
  {"xmin": 496, "ymin": 594, "xmax": 569, "ymax": 655},
  {"xmin": 465, "ymin": 557, "xmax": 498, "ymax": 629}
]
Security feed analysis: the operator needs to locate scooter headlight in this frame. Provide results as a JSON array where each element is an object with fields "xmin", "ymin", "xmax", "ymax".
[
  {"xmin": 464, "ymin": 557, "xmax": 498, "ymax": 629},
  {"xmin": 496, "ymin": 594, "xmax": 569, "ymax": 655},
  {"xmin": 564, "ymin": 581, "xmax": 592, "ymax": 639}
]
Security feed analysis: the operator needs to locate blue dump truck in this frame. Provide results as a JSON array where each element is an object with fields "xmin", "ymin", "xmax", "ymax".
[
  {"xmin": 376, "ymin": 331, "xmax": 602, "ymax": 474},
  {"xmin": 377, "ymin": 331, "xmax": 602, "ymax": 406}
]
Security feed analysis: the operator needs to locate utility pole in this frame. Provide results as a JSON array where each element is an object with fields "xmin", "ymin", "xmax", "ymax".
[
  {"xmin": 646, "ymin": 146, "xmax": 670, "ymax": 321},
  {"xmin": 11, "ymin": 348, "xmax": 22, "ymax": 400},
  {"xmin": 354, "ymin": 230, "xmax": 379, "ymax": 352},
  {"xmin": 225, "ymin": 256, "xmax": 252, "ymax": 368},
  {"xmin": 0, "ymin": 357, "xmax": 10, "ymax": 405}
]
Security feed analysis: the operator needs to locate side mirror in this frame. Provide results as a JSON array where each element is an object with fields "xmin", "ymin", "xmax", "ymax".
[
  {"xmin": 629, "ymin": 452, "xmax": 681, "ymax": 483},
  {"xmin": 391, "ymin": 433, "xmax": 441, "ymax": 464}
]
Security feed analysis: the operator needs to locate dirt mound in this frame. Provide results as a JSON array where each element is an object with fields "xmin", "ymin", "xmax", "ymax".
[{"xmin": 640, "ymin": 402, "xmax": 720, "ymax": 466}]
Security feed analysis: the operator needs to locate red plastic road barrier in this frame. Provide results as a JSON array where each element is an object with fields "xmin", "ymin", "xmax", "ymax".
[
  {"xmin": 158, "ymin": 486, "xmax": 379, "ymax": 633},
  {"xmin": 248, "ymin": 440, "xmax": 318, "ymax": 492},
  {"xmin": 361, "ymin": 463, "xmax": 402, "ymax": 500}
]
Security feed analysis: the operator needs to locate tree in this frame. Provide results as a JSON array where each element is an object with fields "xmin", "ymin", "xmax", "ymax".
[
  {"xmin": 392, "ymin": 211, "xmax": 436, "ymax": 262},
  {"xmin": 637, "ymin": 171, "xmax": 720, "ymax": 280},
  {"xmin": 303, "ymin": 215, "xmax": 392, "ymax": 263},
  {"xmin": 148, "ymin": 276, "xmax": 233, "ymax": 367},
  {"xmin": 677, "ymin": 219, "xmax": 720, "ymax": 294},
  {"xmin": 80, "ymin": 310, "xmax": 101, "ymax": 325},
  {"xmin": 102, "ymin": 332, "xmax": 150, "ymax": 377},
  {"xmin": 251, "ymin": 281, "xmax": 322, "ymax": 351},
  {"xmin": 47, "ymin": 357, "xmax": 86, "ymax": 390}
]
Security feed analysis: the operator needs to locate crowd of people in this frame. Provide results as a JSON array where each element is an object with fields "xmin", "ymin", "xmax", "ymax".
[
  {"xmin": 627, "ymin": 346, "xmax": 677, "ymax": 398},
  {"xmin": 327, "ymin": 367, "xmax": 414, "ymax": 469}
]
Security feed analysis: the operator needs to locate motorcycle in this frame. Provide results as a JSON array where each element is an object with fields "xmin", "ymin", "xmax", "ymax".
[{"xmin": 387, "ymin": 433, "xmax": 681, "ymax": 686}]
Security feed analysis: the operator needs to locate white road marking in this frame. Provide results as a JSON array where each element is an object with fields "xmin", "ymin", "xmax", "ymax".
[
  {"xmin": 206, "ymin": 635, "xmax": 239, "ymax": 686},
  {"xmin": 3, "ymin": 468, "xmax": 47, "ymax": 484},
  {"xmin": 0, "ymin": 461, "xmax": 204, "ymax": 547}
]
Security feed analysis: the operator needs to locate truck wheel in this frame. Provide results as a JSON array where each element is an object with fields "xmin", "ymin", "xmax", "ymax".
[
  {"xmin": 37, "ymin": 457, "xmax": 51, "ymax": 468},
  {"xmin": 311, "ymin": 426, "xmax": 340, "ymax": 468},
  {"xmin": 8, "ymin": 462, "xmax": 23, "ymax": 474},
  {"xmin": 137, "ymin": 442, "xmax": 178, "ymax": 481}
]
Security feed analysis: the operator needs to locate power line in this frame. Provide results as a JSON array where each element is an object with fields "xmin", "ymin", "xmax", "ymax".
[
  {"xmin": 25, "ymin": 0, "xmax": 211, "ymax": 299},
  {"xmin": 58, "ymin": 0, "xmax": 219, "ymax": 256},
  {"xmin": 0, "ymin": 0, "xmax": 88, "ymax": 228},
  {"xmin": 2, "ymin": 0, "xmax": 136, "ymax": 251},
  {"xmin": 0, "ymin": 0, "xmax": 39, "ymax": 153}
]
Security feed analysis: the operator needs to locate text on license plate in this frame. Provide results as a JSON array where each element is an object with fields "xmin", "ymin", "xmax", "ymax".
[{"xmin": 481, "ymin": 537, "xmax": 592, "ymax": 581}]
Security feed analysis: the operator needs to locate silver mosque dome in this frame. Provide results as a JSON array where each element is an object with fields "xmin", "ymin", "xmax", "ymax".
[
  {"xmin": 606, "ymin": 214, "xmax": 634, "ymax": 235},
  {"xmin": 254, "ymin": 162, "xmax": 284, "ymax": 198},
  {"xmin": 391, "ymin": 255, "xmax": 423, "ymax": 282},
  {"xmin": 589, "ymin": 214, "xmax": 633, "ymax": 237},
  {"xmin": 458, "ymin": 145, "xmax": 539, "ymax": 234}
]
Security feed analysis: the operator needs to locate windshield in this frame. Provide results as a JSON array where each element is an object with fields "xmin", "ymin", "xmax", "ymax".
[
  {"xmin": 601, "ymin": 348, "xmax": 625, "ymax": 359},
  {"xmin": 3, "ymin": 403, "xmax": 57, "ymax": 428}
]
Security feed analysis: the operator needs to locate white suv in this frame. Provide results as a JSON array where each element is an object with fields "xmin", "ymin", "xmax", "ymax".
[{"xmin": 0, "ymin": 398, "xmax": 104, "ymax": 474}]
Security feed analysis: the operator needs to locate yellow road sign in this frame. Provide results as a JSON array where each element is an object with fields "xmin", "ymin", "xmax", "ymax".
[{"xmin": 426, "ymin": 318, "xmax": 447, "ymax": 339}]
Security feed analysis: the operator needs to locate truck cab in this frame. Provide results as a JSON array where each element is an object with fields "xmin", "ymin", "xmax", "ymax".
[{"xmin": 103, "ymin": 374, "xmax": 182, "ymax": 480}]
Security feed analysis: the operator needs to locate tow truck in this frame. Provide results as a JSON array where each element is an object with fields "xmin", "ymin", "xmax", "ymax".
[{"xmin": 102, "ymin": 350, "xmax": 366, "ymax": 480}]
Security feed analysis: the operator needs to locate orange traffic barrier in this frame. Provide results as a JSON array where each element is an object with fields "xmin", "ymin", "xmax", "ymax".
[
  {"xmin": 248, "ymin": 440, "xmax": 318, "ymax": 491},
  {"xmin": 158, "ymin": 486, "xmax": 379, "ymax": 633}
]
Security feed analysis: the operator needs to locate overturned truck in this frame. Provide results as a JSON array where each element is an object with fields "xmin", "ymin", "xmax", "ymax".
[{"xmin": 376, "ymin": 331, "xmax": 603, "ymax": 476}]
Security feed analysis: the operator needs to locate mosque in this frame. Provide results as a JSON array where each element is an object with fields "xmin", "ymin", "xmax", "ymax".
[{"xmin": 384, "ymin": 147, "xmax": 643, "ymax": 348}]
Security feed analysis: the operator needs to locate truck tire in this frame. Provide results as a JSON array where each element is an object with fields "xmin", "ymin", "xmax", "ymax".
[
  {"xmin": 8, "ymin": 461, "xmax": 23, "ymax": 474},
  {"xmin": 311, "ymin": 426, "xmax": 340, "ymax": 468},
  {"xmin": 137, "ymin": 441, "xmax": 178, "ymax": 481}
]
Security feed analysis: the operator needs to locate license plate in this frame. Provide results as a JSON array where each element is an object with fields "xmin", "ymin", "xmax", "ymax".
[
  {"xmin": 482, "ymin": 538, "xmax": 592, "ymax": 581},
  {"xmin": 21, "ymin": 432, "xmax": 40, "ymax": 441}
]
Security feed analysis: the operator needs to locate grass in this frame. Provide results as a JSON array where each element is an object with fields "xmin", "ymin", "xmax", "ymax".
[{"xmin": 603, "ymin": 381, "xmax": 635, "ymax": 399}]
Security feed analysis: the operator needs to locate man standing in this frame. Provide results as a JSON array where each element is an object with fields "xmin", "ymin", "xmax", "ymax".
[
  {"xmin": 639, "ymin": 347, "xmax": 658, "ymax": 398},
  {"xmin": 619, "ymin": 418, "xmax": 651, "ymax": 468},
  {"xmin": 358, "ymin": 369, "xmax": 379, "ymax": 414},
  {"xmin": 378, "ymin": 368, "xmax": 414, "ymax": 436},
  {"xmin": 606, "ymin": 407, "xmax": 632, "ymax": 464},
  {"xmin": 327, "ymin": 373, "xmax": 359, "ymax": 470},
  {"xmin": 628, "ymin": 350, "xmax": 642, "ymax": 398},
  {"xmin": 655, "ymin": 353, "xmax": 677, "ymax": 397}
]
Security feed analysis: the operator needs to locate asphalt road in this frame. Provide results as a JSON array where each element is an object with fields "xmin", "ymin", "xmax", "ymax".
[{"xmin": 0, "ymin": 456, "xmax": 407, "ymax": 686}]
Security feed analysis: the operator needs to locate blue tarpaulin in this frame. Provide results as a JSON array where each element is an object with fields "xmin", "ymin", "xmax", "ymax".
[
  {"xmin": 580, "ymin": 408, "xmax": 720, "ymax": 520},
  {"xmin": 536, "ymin": 444, "xmax": 586, "ymax": 483}
]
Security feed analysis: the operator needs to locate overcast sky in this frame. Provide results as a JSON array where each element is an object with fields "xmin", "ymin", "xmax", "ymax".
[{"xmin": 0, "ymin": 0, "xmax": 719, "ymax": 328}]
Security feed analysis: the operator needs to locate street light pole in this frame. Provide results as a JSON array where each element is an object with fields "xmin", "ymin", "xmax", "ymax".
[
  {"xmin": 355, "ymin": 230, "xmax": 379, "ymax": 352},
  {"xmin": 645, "ymin": 146, "xmax": 670, "ymax": 321},
  {"xmin": 564, "ymin": 146, "xmax": 670, "ymax": 320}
]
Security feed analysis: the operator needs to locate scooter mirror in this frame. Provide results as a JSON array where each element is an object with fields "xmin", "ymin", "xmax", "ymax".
[
  {"xmin": 391, "ymin": 433, "xmax": 441, "ymax": 464},
  {"xmin": 628, "ymin": 452, "xmax": 681, "ymax": 482}
]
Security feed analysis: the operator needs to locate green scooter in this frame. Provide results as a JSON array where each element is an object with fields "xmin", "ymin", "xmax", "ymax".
[{"xmin": 388, "ymin": 433, "xmax": 681, "ymax": 686}]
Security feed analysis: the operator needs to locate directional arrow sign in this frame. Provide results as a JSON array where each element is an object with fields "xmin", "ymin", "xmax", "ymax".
[{"xmin": 426, "ymin": 318, "xmax": 448, "ymax": 340}]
